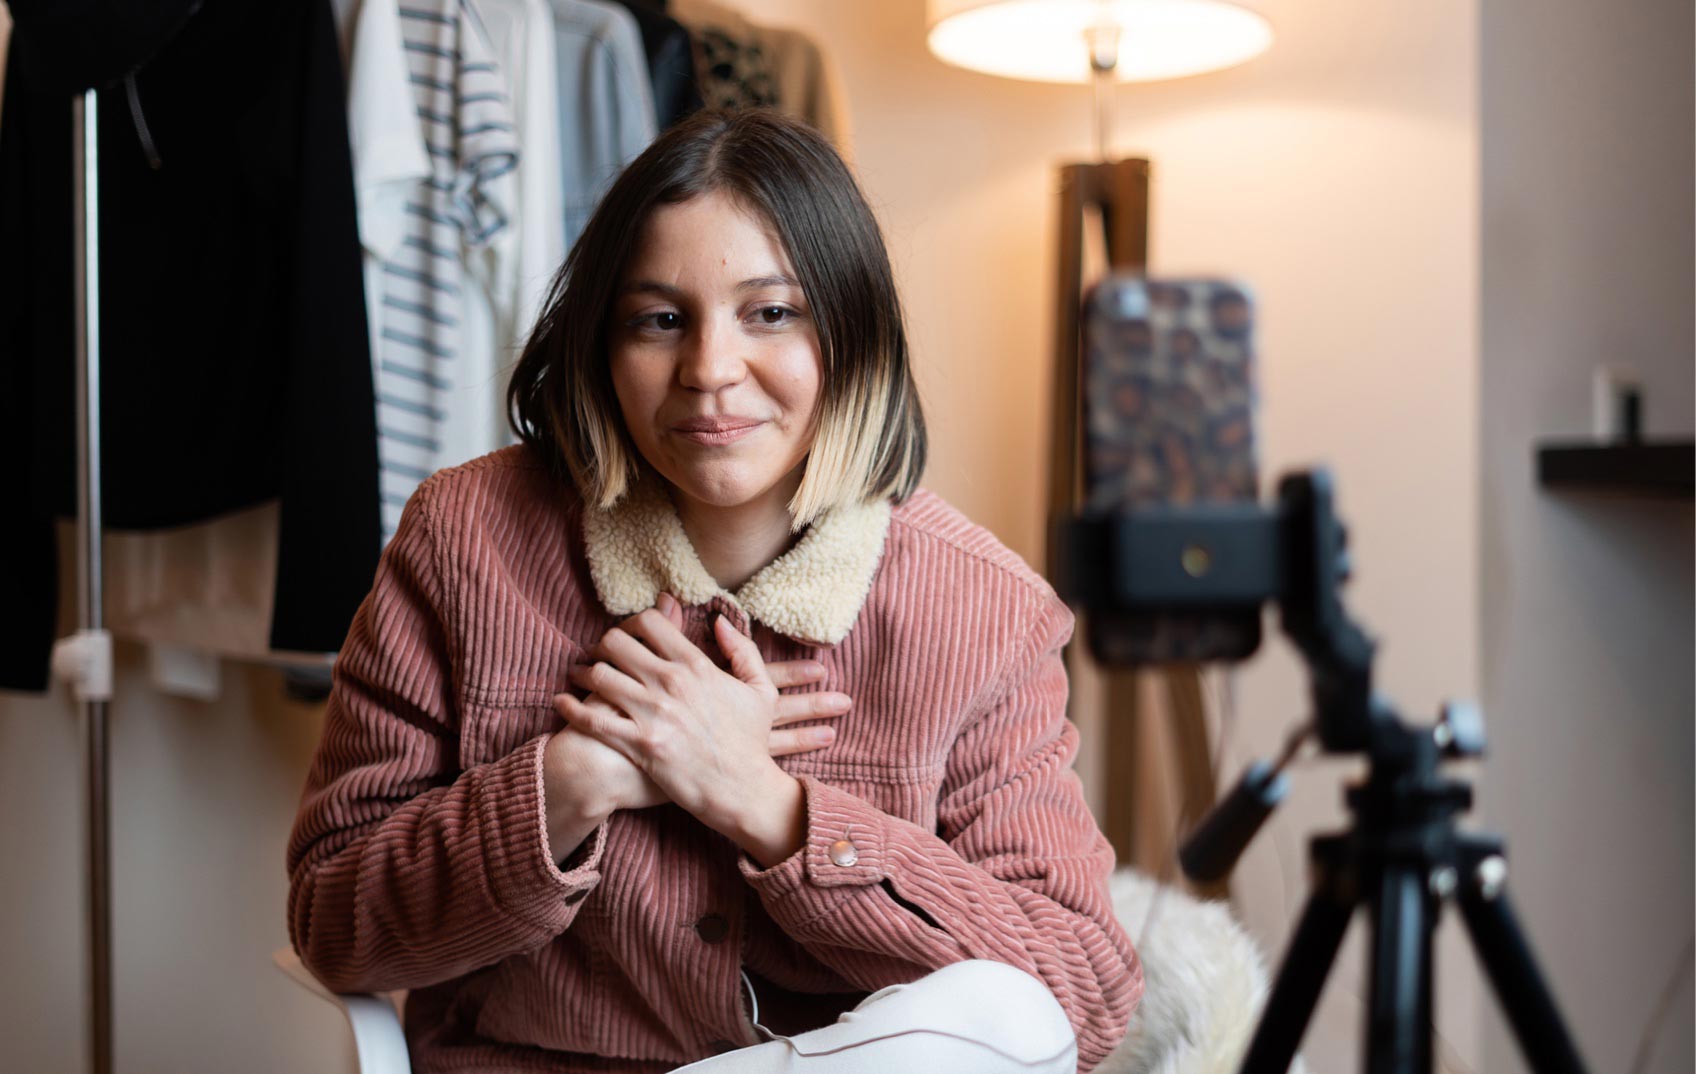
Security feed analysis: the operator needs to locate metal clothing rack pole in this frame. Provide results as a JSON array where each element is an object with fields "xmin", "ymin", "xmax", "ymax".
[{"xmin": 66, "ymin": 87, "xmax": 115, "ymax": 1074}]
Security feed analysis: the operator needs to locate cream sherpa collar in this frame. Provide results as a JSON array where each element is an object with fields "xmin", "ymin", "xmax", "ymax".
[{"xmin": 581, "ymin": 479, "xmax": 893, "ymax": 646}]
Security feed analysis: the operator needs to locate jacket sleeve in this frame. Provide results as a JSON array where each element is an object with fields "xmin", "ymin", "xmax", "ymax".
[
  {"xmin": 737, "ymin": 594, "xmax": 1142, "ymax": 1070},
  {"xmin": 285, "ymin": 481, "xmax": 605, "ymax": 994}
]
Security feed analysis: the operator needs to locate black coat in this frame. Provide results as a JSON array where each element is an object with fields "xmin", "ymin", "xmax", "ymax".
[
  {"xmin": 0, "ymin": 0, "xmax": 380, "ymax": 691},
  {"xmin": 612, "ymin": 0, "xmax": 704, "ymax": 130}
]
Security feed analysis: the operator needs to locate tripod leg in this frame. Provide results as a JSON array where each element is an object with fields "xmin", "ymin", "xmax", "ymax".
[
  {"xmin": 1455, "ymin": 860, "xmax": 1589, "ymax": 1074},
  {"xmin": 1366, "ymin": 866, "xmax": 1433, "ymax": 1074},
  {"xmin": 1238, "ymin": 883, "xmax": 1354, "ymax": 1074}
]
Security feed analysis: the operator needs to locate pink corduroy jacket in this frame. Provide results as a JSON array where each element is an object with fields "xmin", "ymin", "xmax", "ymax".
[{"xmin": 286, "ymin": 444, "xmax": 1142, "ymax": 1073}]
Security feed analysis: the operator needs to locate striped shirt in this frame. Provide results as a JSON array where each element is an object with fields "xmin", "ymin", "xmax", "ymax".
[{"xmin": 373, "ymin": 0, "xmax": 520, "ymax": 543}]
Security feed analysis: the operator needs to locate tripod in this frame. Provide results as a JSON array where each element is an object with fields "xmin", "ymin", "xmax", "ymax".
[{"xmin": 1055, "ymin": 470, "xmax": 1589, "ymax": 1074}]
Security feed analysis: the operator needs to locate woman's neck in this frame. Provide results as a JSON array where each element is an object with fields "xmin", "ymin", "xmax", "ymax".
[{"xmin": 672, "ymin": 480, "xmax": 804, "ymax": 593}]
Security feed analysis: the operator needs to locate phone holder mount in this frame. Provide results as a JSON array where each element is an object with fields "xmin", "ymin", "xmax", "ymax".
[{"xmin": 1053, "ymin": 469, "xmax": 1589, "ymax": 1074}]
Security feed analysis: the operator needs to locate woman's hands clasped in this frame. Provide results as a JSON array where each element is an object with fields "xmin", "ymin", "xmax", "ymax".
[{"xmin": 541, "ymin": 593, "xmax": 846, "ymax": 864}]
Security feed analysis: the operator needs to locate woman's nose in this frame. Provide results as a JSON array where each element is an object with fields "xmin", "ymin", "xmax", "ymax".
[{"xmin": 678, "ymin": 319, "xmax": 748, "ymax": 393}]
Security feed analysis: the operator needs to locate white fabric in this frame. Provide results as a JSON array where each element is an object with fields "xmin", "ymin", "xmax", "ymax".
[
  {"xmin": 145, "ymin": 643, "xmax": 222, "ymax": 701},
  {"xmin": 549, "ymin": 0, "xmax": 657, "ymax": 247},
  {"xmin": 461, "ymin": 0, "xmax": 567, "ymax": 455},
  {"xmin": 344, "ymin": 0, "xmax": 433, "ymax": 372},
  {"xmin": 670, "ymin": 960, "xmax": 1077, "ymax": 1074},
  {"xmin": 347, "ymin": 0, "xmax": 433, "ymax": 265},
  {"xmin": 472, "ymin": 0, "xmax": 566, "ymax": 350}
]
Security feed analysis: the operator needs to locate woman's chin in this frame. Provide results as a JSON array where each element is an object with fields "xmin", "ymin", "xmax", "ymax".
[{"xmin": 665, "ymin": 473, "xmax": 781, "ymax": 512}]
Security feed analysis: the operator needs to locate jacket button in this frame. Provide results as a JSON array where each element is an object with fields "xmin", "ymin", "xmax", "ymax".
[
  {"xmin": 694, "ymin": 913, "xmax": 730, "ymax": 944},
  {"xmin": 828, "ymin": 839, "xmax": 859, "ymax": 867}
]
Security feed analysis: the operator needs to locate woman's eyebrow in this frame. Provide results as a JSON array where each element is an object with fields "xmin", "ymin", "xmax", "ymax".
[
  {"xmin": 616, "ymin": 275, "xmax": 798, "ymax": 298},
  {"xmin": 619, "ymin": 280, "xmax": 683, "ymax": 298},
  {"xmin": 737, "ymin": 274, "xmax": 801, "ymax": 291}
]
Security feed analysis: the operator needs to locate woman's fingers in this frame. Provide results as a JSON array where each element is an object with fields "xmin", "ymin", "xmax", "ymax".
[
  {"xmin": 591, "ymin": 626, "xmax": 670, "ymax": 686},
  {"xmin": 766, "ymin": 659, "xmax": 826, "ymax": 690},
  {"xmin": 655, "ymin": 591, "xmax": 682, "ymax": 626},
  {"xmin": 627, "ymin": 598, "xmax": 820, "ymax": 690},
  {"xmin": 620, "ymin": 604, "xmax": 708, "ymax": 666},
  {"xmin": 564, "ymin": 693, "xmax": 837, "ymax": 760},
  {"xmin": 568, "ymin": 661, "xmax": 649, "ymax": 716},
  {"xmin": 712, "ymin": 615, "xmax": 771, "ymax": 688},
  {"xmin": 772, "ymin": 691, "xmax": 852, "ymax": 727},
  {"xmin": 769, "ymin": 724, "xmax": 838, "ymax": 757},
  {"xmin": 554, "ymin": 693, "xmax": 643, "ymax": 753}
]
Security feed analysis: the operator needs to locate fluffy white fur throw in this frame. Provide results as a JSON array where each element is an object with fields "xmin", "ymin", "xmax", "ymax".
[{"xmin": 1095, "ymin": 869, "xmax": 1309, "ymax": 1074}]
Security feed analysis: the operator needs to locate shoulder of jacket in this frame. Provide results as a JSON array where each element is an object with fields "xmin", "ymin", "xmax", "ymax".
[
  {"xmin": 887, "ymin": 488, "xmax": 1059, "ymax": 610},
  {"xmin": 415, "ymin": 443, "xmax": 574, "ymax": 517},
  {"xmin": 423, "ymin": 441, "xmax": 544, "ymax": 481}
]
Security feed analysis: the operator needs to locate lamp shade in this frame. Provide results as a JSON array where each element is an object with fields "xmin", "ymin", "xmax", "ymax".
[{"xmin": 927, "ymin": 0, "xmax": 1273, "ymax": 84}]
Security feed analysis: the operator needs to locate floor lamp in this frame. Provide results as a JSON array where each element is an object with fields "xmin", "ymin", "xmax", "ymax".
[{"xmin": 926, "ymin": 0, "xmax": 1272, "ymax": 893}]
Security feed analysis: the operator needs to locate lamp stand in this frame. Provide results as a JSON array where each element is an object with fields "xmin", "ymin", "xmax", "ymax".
[{"xmin": 1046, "ymin": 158, "xmax": 1227, "ymax": 899}]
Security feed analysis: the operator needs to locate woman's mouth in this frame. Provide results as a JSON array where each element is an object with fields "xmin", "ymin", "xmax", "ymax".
[{"xmin": 671, "ymin": 418, "xmax": 763, "ymax": 445}]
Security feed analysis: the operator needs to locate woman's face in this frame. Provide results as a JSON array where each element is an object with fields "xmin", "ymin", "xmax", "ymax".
[{"xmin": 609, "ymin": 190, "xmax": 824, "ymax": 519}]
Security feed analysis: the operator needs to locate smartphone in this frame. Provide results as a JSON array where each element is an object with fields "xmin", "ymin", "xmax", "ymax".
[{"xmin": 1078, "ymin": 274, "xmax": 1261, "ymax": 665}]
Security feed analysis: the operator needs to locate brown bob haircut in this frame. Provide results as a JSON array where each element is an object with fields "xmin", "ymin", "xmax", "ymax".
[{"xmin": 507, "ymin": 108, "xmax": 927, "ymax": 529}]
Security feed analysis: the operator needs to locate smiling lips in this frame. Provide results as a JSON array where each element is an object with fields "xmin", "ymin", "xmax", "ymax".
[{"xmin": 671, "ymin": 416, "xmax": 764, "ymax": 445}]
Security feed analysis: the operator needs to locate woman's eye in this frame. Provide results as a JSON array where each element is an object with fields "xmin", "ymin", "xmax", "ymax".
[
  {"xmin": 756, "ymin": 306, "xmax": 792, "ymax": 325},
  {"xmin": 631, "ymin": 311, "xmax": 681, "ymax": 331}
]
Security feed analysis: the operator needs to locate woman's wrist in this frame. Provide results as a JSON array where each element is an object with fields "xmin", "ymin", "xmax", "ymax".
[
  {"xmin": 714, "ymin": 763, "xmax": 807, "ymax": 869},
  {"xmin": 542, "ymin": 733, "xmax": 614, "ymax": 866}
]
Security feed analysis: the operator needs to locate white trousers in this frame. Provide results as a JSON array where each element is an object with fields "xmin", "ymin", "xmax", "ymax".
[{"xmin": 670, "ymin": 960, "xmax": 1077, "ymax": 1074}]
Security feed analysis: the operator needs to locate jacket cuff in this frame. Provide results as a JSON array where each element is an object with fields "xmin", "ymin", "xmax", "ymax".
[
  {"xmin": 483, "ymin": 733, "xmax": 606, "ymax": 929},
  {"xmin": 738, "ymin": 775, "xmax": 888, "ymax": 901}
]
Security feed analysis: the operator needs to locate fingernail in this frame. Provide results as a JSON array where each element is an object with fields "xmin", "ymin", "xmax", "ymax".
[{"xmin": 813, "ymin": 727, "xmax": 836, "ymax": 745}]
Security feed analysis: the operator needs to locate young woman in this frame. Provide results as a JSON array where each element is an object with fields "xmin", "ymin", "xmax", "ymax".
[{"xmin": 287, "ymin": 109, "xmax": 1141, "ymax": 1074}]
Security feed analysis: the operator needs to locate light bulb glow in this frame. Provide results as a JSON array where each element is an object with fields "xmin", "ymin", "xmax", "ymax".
[{"xmin": 928, "ymin": 0, "xmax": 1273, "ymax": 84}]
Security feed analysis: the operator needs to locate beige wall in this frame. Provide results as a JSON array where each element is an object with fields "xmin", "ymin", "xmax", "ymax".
[
  {"xmin": 0, "ymin": 1, "xmax": 1486, "ymax": 1071},
  {"xmin": 0, "ymin": 652, "xmax": 351, "ymax": 1072},
  {"xmin": 1479, "ymin": 0, "xmax": 1694, "ymax": 1071}
]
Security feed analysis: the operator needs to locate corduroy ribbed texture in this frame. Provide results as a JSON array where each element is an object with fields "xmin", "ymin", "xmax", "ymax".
[{"xmin": 286, "ymin": 444, "xmax": 1142, "ymax": 1073}]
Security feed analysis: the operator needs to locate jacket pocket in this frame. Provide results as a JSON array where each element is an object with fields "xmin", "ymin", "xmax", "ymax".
[
  {"xmin": 458, "ymin": 693, "xmax": 561, "ymax": 769},
  {"xmin": 776, "ymin": 760, "xmax": 945, "ymax": 837},
  {"xmin": 457, "ymin": 638, "xmax": 582, "ymax": 767}
]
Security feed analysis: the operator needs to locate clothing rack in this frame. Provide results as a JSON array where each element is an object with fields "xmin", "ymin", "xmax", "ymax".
[{"xmin": 53, "ymin": 87, "xmax": 115, "ymax": 1074}]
